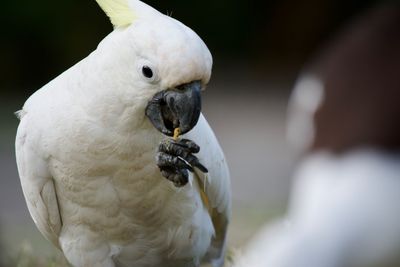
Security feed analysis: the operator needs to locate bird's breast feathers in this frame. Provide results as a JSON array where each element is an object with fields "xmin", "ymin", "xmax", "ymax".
[{"xmin": 40, "ymin": 118, "xmax": 213, "ymax": 259}]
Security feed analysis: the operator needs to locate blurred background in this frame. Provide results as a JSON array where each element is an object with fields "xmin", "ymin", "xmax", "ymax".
[{"xmin": 0, "ymin": 0, "xmax": 385, "ymax": 265}]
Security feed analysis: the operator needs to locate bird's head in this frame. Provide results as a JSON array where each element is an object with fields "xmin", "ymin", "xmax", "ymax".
[{"xmin": 95, "ymin": 0, "xmax": 212, "ymax": 136}]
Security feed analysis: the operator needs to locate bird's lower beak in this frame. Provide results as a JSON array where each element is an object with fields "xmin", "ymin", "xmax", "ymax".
[{"xmin": 145, "ymin": 81, "xmax": 202, "ymax": 136}]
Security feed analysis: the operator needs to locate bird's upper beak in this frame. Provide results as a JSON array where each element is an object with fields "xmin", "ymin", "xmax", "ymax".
[{"xmin": 145, "ymin": 81, "xmax": 202, "ymax": 136}]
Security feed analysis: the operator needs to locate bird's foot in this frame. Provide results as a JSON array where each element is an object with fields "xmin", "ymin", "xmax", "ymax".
[{"xmin": 156, "ymin": 138, "xmax": 208, "ymax": 187}]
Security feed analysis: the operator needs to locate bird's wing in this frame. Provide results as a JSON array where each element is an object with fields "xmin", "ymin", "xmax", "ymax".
[
  {"xmin": 186, "ymin": 114, "xmax": 232, "ymax": 267},
  {"xmin": 15, "ymin": 116, "xmax": 62, "ymax": 249}
]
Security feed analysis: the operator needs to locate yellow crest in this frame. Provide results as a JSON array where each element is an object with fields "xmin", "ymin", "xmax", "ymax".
[{"xmin": 96, "ymin": 0, "xmax": 136, "ymax": 28}]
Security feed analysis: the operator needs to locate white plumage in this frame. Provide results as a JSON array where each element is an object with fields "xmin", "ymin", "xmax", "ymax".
[
  {"xmin": 15, "ymin": 1, "xmax": 231, "ymax": 266},
  {"xmin": 234, "ymin": 150, "xmax": 400, "ymax": 267}
]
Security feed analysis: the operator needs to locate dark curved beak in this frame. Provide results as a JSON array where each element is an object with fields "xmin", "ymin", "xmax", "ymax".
[{"xmin": 145, "ymin": 81, "xmax": 202, "ymax": 136}]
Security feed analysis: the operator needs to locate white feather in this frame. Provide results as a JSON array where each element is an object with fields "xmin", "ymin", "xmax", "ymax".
[
  {"xmin": 235, "ymin": 149, "xmax": 400, "ymax": 267},
  {"xmin": 287, "ymin": 74, "xmax": 325, "ymax": 152}
]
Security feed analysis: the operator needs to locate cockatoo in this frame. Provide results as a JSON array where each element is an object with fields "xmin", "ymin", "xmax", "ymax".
[
  {"xmin": 234, "ymin": 5, "xmax": 400, "ymax": 267},
  {"xmin": 15, "ymin": 1, "xmax": 231, "ymax": 267}
]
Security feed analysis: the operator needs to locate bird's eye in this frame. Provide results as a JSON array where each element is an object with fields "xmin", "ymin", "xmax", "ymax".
[{"xmin": 142, "ymin": 66, "xmax": 154, "ymax": 79}]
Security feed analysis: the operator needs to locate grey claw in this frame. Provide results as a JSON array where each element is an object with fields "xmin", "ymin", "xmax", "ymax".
[
  {"xmin": 178, "ymin": 139, "xmax": 200, "ymax": 153},
  {"xmin": 176, "ymin": 156, "xmax": 194, "ymax": 172},
  {"xmin": 156, "ymin": 138, "xmax": 207, "ymax": 187},
  {"xmin": 160, "ymin": 167, "xmax": 188, "ymax": 187},
  {"xmin": 194, "ymin": 161, "xmax": 208, "ymax": 173},
  {"xmin": 181, "ymin": 153, "xmax": 208, "ymax": 173},
  {"xmin": 156, "ymin": 152, "xmax": 194, "ymax": 172}
]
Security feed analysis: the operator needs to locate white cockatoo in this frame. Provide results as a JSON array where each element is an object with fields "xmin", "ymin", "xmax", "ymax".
[
  {"xmin": 15, "ymin": 1, "xmax": 231, "ymax": 266},
  {"xmin": 234, "ymin": 5, "xmax": 400, "ymax": 267}
]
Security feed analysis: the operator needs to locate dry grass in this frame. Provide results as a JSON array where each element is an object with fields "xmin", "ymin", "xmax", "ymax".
[{"xmin": 2, "ymin": 241, "xmax": 240, "ymax": 267}]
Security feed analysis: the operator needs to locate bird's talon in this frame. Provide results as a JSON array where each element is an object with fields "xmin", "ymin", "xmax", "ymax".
[{"xmin": 157, "ymin": 138, "xmax": 207, "ymax": 187}]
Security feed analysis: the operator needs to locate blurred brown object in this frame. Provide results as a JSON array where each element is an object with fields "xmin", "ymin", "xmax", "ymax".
[{"xmin": 310, "ymin": 5, "xmax": 400, "ymax": 153}]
